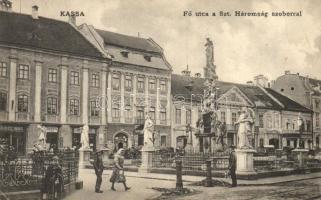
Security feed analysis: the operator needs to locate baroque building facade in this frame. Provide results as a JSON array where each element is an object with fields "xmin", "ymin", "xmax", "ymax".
[
  {"xmin": 0, "ymin": 5, "xmax": 110, "ymax": 155},
  {"xmin": 272, "ymin": 71, "xmax": 321, "ymax": 149},
  {"xmin": 171, "ymin": 72, "xmax": 313, "ymax": 152}
]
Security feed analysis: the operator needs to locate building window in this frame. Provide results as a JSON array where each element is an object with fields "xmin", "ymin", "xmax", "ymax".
[
  {"xmin": 92, "ymin": 74, "xmax": 99, "ymax": 87},
  {"xmin": 112, "ymin": 74, "xmax": 120, "ymax": 90},
  {"xmin": 160, "ymin": 108, "xmax": 166, "ymax": 122},
  {"xmin": 112, "ymin": 104, "xmax": 120, "ymax": 118},
  {"xmin": 149, "ymin": 78, "xmax": 156, "ymax": 90},
  {"xmin": 315, "ymin": 100, "xmax": 320, "ymax": 109},
  {"xmin": 259, "ymin": 138, "xmax": 264, "ymax": 147},
  {"xmin": 160, "ymin": 80, "xmax": 166, "ymax": 91},
  {"xmin": 125, "ymin": 105, "xmax": 132, "ymax": 120},
  {"xmin": 17, "ymin": 94, "xmax": 28, "ymax": 112},
  {"xmin": 316, "ymin": 113, "xmax": 320, "ymax": 128},
  {"xmin": 70, "ymin": 99, "xmax": 79, "ymax": 115},
  {"xmin": 18, "ymin": 64, "xmax": 29, "ymax": 79},
  {"xmin": 90, "ymin": 100, "xmax": 99, "ymax": 117},
  {"xmin": 47, "ymin": 97, "xmax": 58, "ymax": 115},
  {"xmin": 259, "ymin": 114, "xmax": 264, "ymax": 128},
  {"xmin": 137, "ymin": 77, "xmax": 144, "ymax": 92},
  {"xmin": 175, "ymin": 108, "xmax": 181, "ymax": 124},
  {"xmin": 136, "ymin": 107, "xmax": 144, "ymax": 124},
  {"xmin": 0, "ymin": 62, "xmax": 7, "ymax": 77},
  {"xmin": 70, "ymin": 71, "xmax": 79, "ymax": 85},
  {"xmin": 0, "ymin": 92, "xmax": 7, "ymax": 111},
  {"xmin": 221, "ymin": 111, "xmax": 226, "ymax": 123},
  {"xmin": 286, "ymin": 121, "xmax": 290, "ymax": 130},
  {"xmin": 125, "ymin": 75, "xmax": 132, "ymax": 91},
  {"xmin": 149, "ymin": 107, "xmax": 155, "ymax": 121},
  {"xmin": 232, "ymin": 112, "xmax": 237, "ymax": 125},
  {"xmin": 306, "ymin": 120, "xmax": 311, "ymax": 131},
  {"xmin": 267, "ymin": 116, "xmax": 272, "ymax": 129},
  {"xmin": 186, "ymin": 109, "xmax": 191, "ymax": 124},
  {"xmin": 161, "ymin": 135, "xmax": 166, "ymax": 146},
  {"xmin": 48, "ymin": 68, "xmax": 57, "ymax": 82}
]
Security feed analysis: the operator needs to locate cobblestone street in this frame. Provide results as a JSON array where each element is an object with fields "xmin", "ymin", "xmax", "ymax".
[{"xmin": 177, "ymin": 178, "xmax": 321, "ymax": 200}]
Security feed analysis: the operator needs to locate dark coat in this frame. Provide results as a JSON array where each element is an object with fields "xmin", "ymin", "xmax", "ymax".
[
  {"xmin": 228, "ymin": 150, "xmax": 236, "ymax": 171},
  {"xmin": 43, "ymin": 164, "xmax": 64, "ymax": 195},
  {"xmin": 93, "ymin": 157, "xmax": 104, "ymax": 175}
]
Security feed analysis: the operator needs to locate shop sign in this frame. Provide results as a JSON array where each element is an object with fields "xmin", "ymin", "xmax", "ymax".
[
  {"xmin": 0, "ymin": 125, "xmax": 24, "ymax": 132},
  {"xmin": 45, "ymin": 126, "xmax": 59, "ymax": 133}
]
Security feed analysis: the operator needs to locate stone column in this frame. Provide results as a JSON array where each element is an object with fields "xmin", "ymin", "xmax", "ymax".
[
  {"xmin": 107, "ymin": 72, "xmax": 112, "ymax": 123},
  {"xmin": 82, "ymin": 63, "xmax": 89, "ymax": 124},
  {"xmin": 166, "ymin": 78, "xmax": 171, "ymax": 126},
  {"xmin": 8, "ymin": 53, "xmax": 17, "ymax": 121},
  {"xmin": 60, "ymin": 65, "xmax": 68, "ymax": 123},
  {"xmin": 156, "ymin": 78, "xmax": 160, "ymax": 125},
  {"xmin": 145, "ymin": 76, "xmax": 149, "ymax": 114},
  {"xmin": 101, "ymin": 65, "xmax": 107, "ymax": 125},
  {"xmin": 34, "ymin": 61, "xmax": 42, "ymax": 122},
  {"xmin": 132, "ymin": 75, "xmax": 137, "ymax": 119},
  {"xmin": 120, "ymin": 72, "xmax": 125, "ymax": 123}
]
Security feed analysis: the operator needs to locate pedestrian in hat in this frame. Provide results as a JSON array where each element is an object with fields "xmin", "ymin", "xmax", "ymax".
[
  {"xmin": 109, "ymin": 148, "xmax": 130, "ymax": 191},
  {"xmin": 43, "ymin": 156, "xmax": 64, "ymax": 199},
  {"xmin": 93, "ymin": 149, "xmax": 104, "ymax": 193},
  {"xmin": 228, "ymin": 145, "xmax": 237, "ymax": 187}
]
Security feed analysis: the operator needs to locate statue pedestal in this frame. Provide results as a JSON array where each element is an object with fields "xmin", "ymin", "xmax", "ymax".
[
  {"xmin": 139, "ymin": 146, "xmax": 155, "ymax": 173},
  {"xmin": 292, "ymin": 149, "xmax": 309, "ymax": 168},
  {"xmin": 185, "ymin": 143, "xmax": 194, "ymax": 152},
  {"xmin": 236, "ymin": 148, "xmax": 257, "ymax": 176},
  {"xmin": 79, "ymin": 148, "xmax": 92, "ymax": 169},
  {"xmin": 101, "ymin": 148, "xmax": 110, "ymax": 166}
]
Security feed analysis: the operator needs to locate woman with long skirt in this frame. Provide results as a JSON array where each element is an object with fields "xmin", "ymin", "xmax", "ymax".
[{"xmin": 109, "ymin": 148, "xmax": 131, "ymax": 191}]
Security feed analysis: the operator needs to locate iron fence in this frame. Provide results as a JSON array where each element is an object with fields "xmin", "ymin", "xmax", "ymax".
[{"xmin": 0, "ymin": 150, "xmax": 79, "ymax": 193}]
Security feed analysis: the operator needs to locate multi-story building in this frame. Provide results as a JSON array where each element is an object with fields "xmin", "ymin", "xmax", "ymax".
[
  {"xmin": 272, "ymin": 71, "xmax": 321, "ymax": 149},
  {"xmin": 0, "ymin": 3, "xmax": 110, "ymax": 155},
  {"xmin": 171, "ymin": 72, "xmax": 313, "ymax": 152},
  {"xmin": 78, "ymin": 24, "xmax": 172, "ymax": 151}
]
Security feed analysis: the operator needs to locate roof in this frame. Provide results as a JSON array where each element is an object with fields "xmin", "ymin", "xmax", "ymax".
[
  {"xmin": 171, "ymin": 74, "xmax": 311, "ymax": 113},
  {"xmin": 265, "ymin": 88, "xmax": 312, "ymax": 113},
  {"xmin": 95, "ymin": 29, "xmax": 162, "ymax": 53},
  {"xmin": 0, "ymin": 11, "xmax": 105, "ymax": 59}
]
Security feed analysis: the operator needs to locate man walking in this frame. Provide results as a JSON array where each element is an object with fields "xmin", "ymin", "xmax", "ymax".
[
  {"xmin": 228, "ymin": 145, "xmax": 237, "ymax": 187},
  {"xmin": 93, "ymin": 150, "xmax": 104, "ymax": 193}
]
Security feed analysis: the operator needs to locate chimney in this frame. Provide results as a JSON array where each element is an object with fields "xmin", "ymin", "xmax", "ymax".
[
  {"xmin": 284, "ymin": 70, "xmax": 290, "ymax": 75},
  {"xmin": 195, "ymin": 73, "xmax": 201, "ymax": 78},
  {"xmin": 254, "ymin": 74, "xmax": 268, "ymax": 88},
  {"xmin": 32, "ymin": 5, "xmax": 39, "ymax": 19},
  {"xmin": 0, "ymin": 0, "xmax": 12, "ymax": 12},
  {"xmin": 69, "ymin": 15, "xmax": 76, "ymax": 26}
]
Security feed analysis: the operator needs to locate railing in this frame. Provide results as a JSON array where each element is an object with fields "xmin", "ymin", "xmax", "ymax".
[
  {"xmin": 15, "ymin": 112, "xmax": 30, "ymax": 121},
  {"xmin": 151, "ymin": 151, "xmax": 230, "ymax": 173},
  {"xmin": 0, "ymin": 150, "xmax": 79, "ymax": 193}
]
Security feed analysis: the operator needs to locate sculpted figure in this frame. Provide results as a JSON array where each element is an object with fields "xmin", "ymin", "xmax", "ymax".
[
  {"xmin": 235, "ymin": 107, "xmax": 254, "ymax": 149},
  {"xmin": 143, "ymin": 114, "xmax": 154, "ymax": 147},
  {"xmin": 80, "ymin": 125, "xmax": 90, "ymax": 149}
]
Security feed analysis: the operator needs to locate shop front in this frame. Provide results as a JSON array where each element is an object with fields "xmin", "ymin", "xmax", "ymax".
[
  {"xmin": 72, "ymin": 126, "xmax": 97, "ymax": 151},
  {"xmin": 44, "ymin": 126, "xmax": 59, "ymax": 151},
  {"xmin": 0, "ymin": 124, "xmax": 26, "ymax": 156}
]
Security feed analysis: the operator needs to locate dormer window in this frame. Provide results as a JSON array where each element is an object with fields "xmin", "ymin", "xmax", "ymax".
[
  {"xmin": 120, "ymin": 51, "xmax": 129, "ymax": 58},
  {"xmin": 144, "ymin": 55, "xmax": 151, "ymax": 62}
]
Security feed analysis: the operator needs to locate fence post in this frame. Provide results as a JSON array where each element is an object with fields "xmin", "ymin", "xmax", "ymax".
[
  {"xmin": 175, "ymin": 159, "xmax": 183, "ymax": 191},
  {"xmin": 205, "ymin": 159, "xmax": 212, "ymax": 187}
]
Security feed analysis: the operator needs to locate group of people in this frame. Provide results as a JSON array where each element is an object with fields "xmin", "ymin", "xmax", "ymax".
[{"xmin": 93, "ymin": 148, "xmax": 130, "ymax": 193}]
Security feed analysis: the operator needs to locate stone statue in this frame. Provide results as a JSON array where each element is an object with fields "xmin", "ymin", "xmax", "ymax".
[
  {"xmin": 297, "ymin": 113, "xmax": 304, "ymax": 133},
  {"xmin": 37, "ymin": 125, "xmax": 47, "ymax": 148},
  {"xmin": 80, "ymin": 125, "xmax": 90, "ymax": 149},
  {"xmin": 204, "ymin": 38, "xmax": 217, "ymax": 79},
  {"xmin": 235, "ymin": 107, "xmax": 254, "ymax": 149},
  {"xmin": 143, "ymin": 114, "xmax": 154, "ymax": 147}
]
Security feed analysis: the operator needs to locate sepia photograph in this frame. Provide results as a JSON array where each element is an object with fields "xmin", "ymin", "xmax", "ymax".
[{"xmin": 0, "ymin": 0, "xmax": 321, "ymax": 199}]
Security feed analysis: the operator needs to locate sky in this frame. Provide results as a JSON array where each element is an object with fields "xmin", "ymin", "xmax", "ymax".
[{"xmin": 11, "ymin": 0, "xmax": 321, "ymax": 84}]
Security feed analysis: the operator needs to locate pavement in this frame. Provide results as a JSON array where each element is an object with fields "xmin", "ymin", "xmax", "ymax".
[{"xmin": 65, "ymin": 169, "xmax": 321, "ymax": 200}]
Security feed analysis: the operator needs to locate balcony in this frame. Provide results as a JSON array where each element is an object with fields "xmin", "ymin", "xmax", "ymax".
[
  {"xmin": 136, "ymin": 118, "xmax": 145, "ymax": 125},
  {"xmin": 45, "ymin": 114, "xmax": 60, "ymax": 123},
  {"xmin": 0, "ymin": 111, "xmax": 8, "ymax": 121},
  {"xmin": 89, "ymin": 116, "xmax": 101, "ymax": 124},
  {"xmin": 68, "ymin": 115, "xmax": 81, "ymax": 124},
  {"xmin": 16, "ymin": 112, "xmax": 30, "ymax": 121}
]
